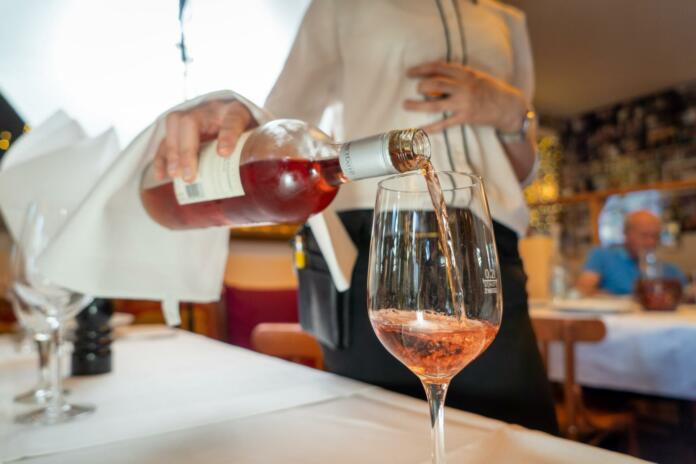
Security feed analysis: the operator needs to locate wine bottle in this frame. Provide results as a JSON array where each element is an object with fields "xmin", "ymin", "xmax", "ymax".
[
  {"xmin": 71, "ymin": 299, "xmax": 113, "ymax": 376},
  {"xmin": 140, "ymin": 120, "xmax": 430, "ymax": 230}
]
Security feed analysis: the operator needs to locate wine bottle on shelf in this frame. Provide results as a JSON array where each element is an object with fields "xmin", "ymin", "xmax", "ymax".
[
  {"xmin": 71, "ymin": 299, "xmax": 113, "ymax": 376},
  {"xmin": 140, "ymin": 120, "xmax": 430, "ymax": 230}
]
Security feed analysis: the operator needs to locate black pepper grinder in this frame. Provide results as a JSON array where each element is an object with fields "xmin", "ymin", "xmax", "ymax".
[{"xmin": 71, "ymin": 298, "xmax": 113, "ymax": 375}]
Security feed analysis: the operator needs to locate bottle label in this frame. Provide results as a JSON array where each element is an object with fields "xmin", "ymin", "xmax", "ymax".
[{"xmin": 174, "ymin": 132, "xmax": 250, "ymax": 205}]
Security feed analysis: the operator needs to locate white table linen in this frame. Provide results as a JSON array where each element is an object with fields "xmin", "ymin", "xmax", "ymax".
[
  {"xmin": 531, "ymin": 302, "xmax": 696, "ymax": 400},
  {"xmin": 0, "ymin": 328, "xmax": 648, "ymax": 463}
]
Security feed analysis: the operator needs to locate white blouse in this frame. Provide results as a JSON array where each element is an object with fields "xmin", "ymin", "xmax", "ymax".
[{"xmin": 265, "ymin": 0, "xmax": 535, "ymax": 237}]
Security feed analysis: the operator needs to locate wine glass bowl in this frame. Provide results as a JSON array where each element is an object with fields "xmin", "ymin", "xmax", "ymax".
[
  {"xmin": 369, "ymin": 309, "xmax": 498, "ymax": 385},
  {"xmin": 367, "ymin": 170, "xmax": 502, "ymax": 463}
]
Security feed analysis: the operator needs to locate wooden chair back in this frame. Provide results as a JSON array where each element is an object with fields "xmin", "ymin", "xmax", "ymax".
[
  {"xmin": 531, "ymin": 316, "xmax": 606, "ymax": 440},
  {"xmin": 251, "ymin": 322, "xmax": 324, "ymax": 370}
]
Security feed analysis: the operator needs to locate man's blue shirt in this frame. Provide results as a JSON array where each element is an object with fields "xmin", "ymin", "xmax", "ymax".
[{"xmin": 583, "ymin": 246, "xmax": 686, "ymax": 295}]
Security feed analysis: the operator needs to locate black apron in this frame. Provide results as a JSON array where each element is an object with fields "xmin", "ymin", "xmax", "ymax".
[{"xmin": 298, "ymin": 209, "xmax": 558, "ymax": 435}]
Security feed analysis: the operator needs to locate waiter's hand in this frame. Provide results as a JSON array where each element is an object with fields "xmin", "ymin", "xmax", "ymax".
[
  {"xmin": 404, "ymin": 61, "xmax": 527, "ymax": 135},
  {"xmin": 153, "ymin": 100, "xmax": 256, "ymax": 183}
]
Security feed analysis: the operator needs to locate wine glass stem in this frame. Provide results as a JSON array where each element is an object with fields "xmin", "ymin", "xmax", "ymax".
[
  {"xmin": 423, "ymin": 381, "xmax": 449, "ymax": 464},
  {"xmin": 36, "ymin": 336, "xmax": 51, "ymax": 390},
  {"xmin": 46, "ymin": 324, "xmax": 65, "ymax": 417}
]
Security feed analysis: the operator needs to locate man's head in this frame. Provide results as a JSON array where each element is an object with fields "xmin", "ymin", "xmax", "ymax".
[{"xmin": 624, "ymin": 210, "xmax": 662, "ymax": 258}]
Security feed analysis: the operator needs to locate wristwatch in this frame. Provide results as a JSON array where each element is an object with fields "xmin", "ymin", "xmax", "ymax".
[{"xmin": 497, "ymin": 106, "xmax": 537, "ymax": 144}]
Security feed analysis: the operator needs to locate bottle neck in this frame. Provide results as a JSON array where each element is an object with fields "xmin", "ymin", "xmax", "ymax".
[{"xmin": 335, "ymin": 129, "xmax": 430, "ymax": 182}]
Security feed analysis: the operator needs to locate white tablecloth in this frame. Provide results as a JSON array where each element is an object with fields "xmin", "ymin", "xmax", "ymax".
[
  {"xmin": 0, "ymin": 327, "xmax": 647, "ymax": 463},
  {"xmin": 531, "ymin": 303, "xmax": 696, "ymax": 400}
]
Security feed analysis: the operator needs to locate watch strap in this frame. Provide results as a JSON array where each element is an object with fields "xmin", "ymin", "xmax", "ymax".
[{"xmin": 498, "ymin": 108, "xmax": 537, "ymax": 144}]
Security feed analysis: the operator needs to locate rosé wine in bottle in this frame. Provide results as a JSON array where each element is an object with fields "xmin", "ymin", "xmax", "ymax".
[{"xmin": 140, "ymin": 120, "xmax": 430, "ymax": 230}]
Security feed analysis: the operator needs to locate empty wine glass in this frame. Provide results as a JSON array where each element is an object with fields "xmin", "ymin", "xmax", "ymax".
[
  {"xmin": 368, "ymin": 171, "xmax": 502, "ymax": 464},
  {"xmin": 10, "ymin": 202, "xmax": 94, "ymax": 424}
]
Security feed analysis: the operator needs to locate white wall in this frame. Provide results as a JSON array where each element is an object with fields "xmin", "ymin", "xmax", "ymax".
[{"xmin": 0, "ymin": 0, "xmax": 309, "ymax": 146}]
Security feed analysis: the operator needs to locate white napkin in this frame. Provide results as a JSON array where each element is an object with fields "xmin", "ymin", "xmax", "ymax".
[
  {"xmin": 0, "ymin": 116, "xmax": 118, "ymax": 240},
  {"xmin": 0, "ymin": 110, "xmax": 86, "ymax": 172},
  {"xmin": 0, "ymin": 92, "xmax": 250, "ymax": 325},
  {"xmin": 307, "ymin": 209, "xmax": 357, "ymax": 292}
]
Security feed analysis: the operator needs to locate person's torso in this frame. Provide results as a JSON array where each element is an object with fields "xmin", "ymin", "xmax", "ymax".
[
  {"xmin": 333, "ymin": 0, "xmax": 515, "ymax": 139},
  {"xmin": 596, "ymin": 248, "xmax": 640, "ymax": 295},
  {"xmin": 326, "ymin": 0, "xmax": 529, "ymax": 235}
]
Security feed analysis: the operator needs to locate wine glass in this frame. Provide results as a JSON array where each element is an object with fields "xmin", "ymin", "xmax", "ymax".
[
  {"xmin": 9, "ymin": 202, "xmax": 95, "ymax": 424},
  {"xmin": 368, "ymin": 171, "xmax": 502, "ymax": 464}
]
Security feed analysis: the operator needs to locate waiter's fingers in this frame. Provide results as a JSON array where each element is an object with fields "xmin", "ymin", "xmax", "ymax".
[
  {"xmin": 419, "ymin": 114, "xmax": 462, "ymax": 135},
  {"xmin": 416, "ymin": 77, "xmax": 457, "ymax": 98},
  {"xmin": 164, "ymin": 112, "xmax": 182, "ymax": 178},
  {"xmin": 403, "ymin": 98, "xmax": 453, "ymax": 113},
  {"xmin": 217, "ymin": 101, "xmax": 253, "ymax": 157},
  {"xmin": 178, "ymin": 114, "xmax": 200, "ymax": 183}
]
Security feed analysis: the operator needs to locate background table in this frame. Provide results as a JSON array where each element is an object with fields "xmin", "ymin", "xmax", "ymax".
[
  {"xmin": 531, "ymin": 302, "xmax": 696, "ymax": 400},
  {"xmin": 0, "ymin": 327, "xmax": 647, "ymax": 463}
]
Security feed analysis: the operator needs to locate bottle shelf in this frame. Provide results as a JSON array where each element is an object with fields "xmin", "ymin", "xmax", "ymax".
[
  {"xmin": 528, "ymin": 179, "xmax": 696, "ymax": 244},
  {"xmin": 529, "ymin": 178, "xmax": 696, "ymax": 207}
]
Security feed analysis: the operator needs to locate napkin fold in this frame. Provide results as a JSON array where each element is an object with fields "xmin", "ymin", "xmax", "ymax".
[
  {"xmin": 307, "ymin": 210, "xmax": 357, "ymax": 292},
  {"xmin": 0, "ymin": 114, "xmax": 117, "ymax": 242}
]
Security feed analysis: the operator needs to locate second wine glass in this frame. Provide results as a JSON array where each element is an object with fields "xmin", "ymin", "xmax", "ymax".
[
  {"xmin": 10, "ymin": 202, "xmax": 94, "ymax": 425},
  {"xmin": 367, "ymin": 171, "xmax": 502, "ymax": 464}
]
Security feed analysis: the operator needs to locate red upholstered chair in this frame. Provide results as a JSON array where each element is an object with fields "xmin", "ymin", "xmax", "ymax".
[
  {"xmin": 224, "ymin": 240, "xmax": 300, "ymax": 349},
  {"xmin": 224, "ymin": 287, "xmax": 298, "ymax": 349}
]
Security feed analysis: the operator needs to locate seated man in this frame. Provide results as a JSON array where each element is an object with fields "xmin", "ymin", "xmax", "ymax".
[{"xmin": 576, "ymin": 210, "xmax": 686, "ymax": 296}]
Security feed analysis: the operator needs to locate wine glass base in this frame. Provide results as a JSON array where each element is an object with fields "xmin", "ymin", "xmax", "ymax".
[
  {"xmin": 14, "ymin": 388, "xmax": 70, "ymax": 405},
  {"xmin": 14, "ymin": 403, "xmax": 95, "ymax": 425}
]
